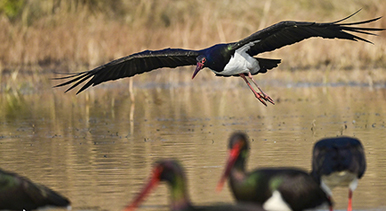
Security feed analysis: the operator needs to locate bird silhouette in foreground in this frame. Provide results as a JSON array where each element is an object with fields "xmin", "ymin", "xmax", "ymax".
[
  {"xmin": 0, "ymin": 168, "xmax": 71, "ymax": 211},
  {"xmin": 124, "ymin": 159, "xmax": 267, "ymax": 211},
  {"xmin": 55, "ymin": 10, "xmax": 383, "ymax": 106},
  {"xmin": 311, "ymin": 136, "xmax": 366, "ymax": 211},
  {"xmin": 217, "ymin": 132, "xmax": 332, "ymax": 211}
]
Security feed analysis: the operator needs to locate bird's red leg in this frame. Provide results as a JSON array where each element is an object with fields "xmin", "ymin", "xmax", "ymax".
[
  {"xmin": 328, "ymin": 196, "xmax": 333, "ymax": 211},
  {"xmin": 247, "ymin": 72, "xmax": 274, "ymax": 105},
  {"xmin": 239, "ymin": 74, "xmax": 267, "ymax": 106},
  {"xmin": 347, "ymin": 190, "xmax": 353, "ymax": 211}
]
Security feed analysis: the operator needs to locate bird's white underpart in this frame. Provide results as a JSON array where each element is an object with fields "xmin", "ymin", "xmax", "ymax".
[
  {"xmin": 321, "ymin": 171, "xmax": 358, "ymax": 196},
  {"xmin": 214, "ymin": 40, "xmax": 261, "ymax": 76},
  {"xmin": 263, "ymin": 190, "xmax": 292, "ymax": 211}
]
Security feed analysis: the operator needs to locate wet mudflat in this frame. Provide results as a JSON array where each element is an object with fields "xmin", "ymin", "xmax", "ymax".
[{"xmin": 1, "ymin": 78, "xmax": 386, "ymax": 211}]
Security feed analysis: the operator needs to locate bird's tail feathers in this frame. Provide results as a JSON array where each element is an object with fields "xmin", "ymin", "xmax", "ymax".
[{"xmin": 255, "ymin": 57, "xmax": 281, "ymax": 74}]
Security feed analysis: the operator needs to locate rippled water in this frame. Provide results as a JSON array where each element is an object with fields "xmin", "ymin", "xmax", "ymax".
[{"xmin": 1, "ymin": 77, "xmax": 386, "ymax": 211}]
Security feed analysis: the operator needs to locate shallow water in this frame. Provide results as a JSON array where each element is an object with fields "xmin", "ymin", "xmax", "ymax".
[{"xmin": 1, "ymin": 78, "xmax": 386, "ymax": 211}]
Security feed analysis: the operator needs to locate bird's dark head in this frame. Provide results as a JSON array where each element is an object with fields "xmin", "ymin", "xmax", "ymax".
[
  {"xmin": 228, "ymin": 132, "xmax": 250, "ymax": 153},
  {"xmin": 124, "ymin": 159, "xmax": 187, "ymax": 211},
  {"xmin": 192, "ymin": 44, "xmax": 231, "ymax": 79},
  {"xmin": 192, "ymin": 55, "xmax": 206, "ymax": 79},
  {"xmin": 155, "ymin": 159, "xmax": 186, "ymax": 184},
  {"xmin": 217, "ymin": 132, "xmax": 250, "ymax": 192}
]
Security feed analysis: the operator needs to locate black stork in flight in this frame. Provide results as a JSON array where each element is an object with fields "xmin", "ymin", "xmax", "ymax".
[
  {"xmin": 0, "ymin": 168, "xmax": 71, "ymax": 211},
  {"xmin": 124, "ymin": 159, "xmax": 267, "ymax": 211},
  {"xmin": 311, "ymin": 137, "xmax": 366, "ymax": 211},
  {"xmin": 55, "ymin": 10, "xmax": 383, "ymax": 106},
  {"xmin": 217, "ymin": 132, "xmax": 332, "ymax": 211}
]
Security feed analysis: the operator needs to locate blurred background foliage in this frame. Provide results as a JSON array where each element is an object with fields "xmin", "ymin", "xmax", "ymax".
[
  {"xmin": 0, "ymin": 0, "xmax": 24, "ymax": 20},
  {"xmin": 0, "ymin": 0, "xmax": 385, "ymax": 81}
]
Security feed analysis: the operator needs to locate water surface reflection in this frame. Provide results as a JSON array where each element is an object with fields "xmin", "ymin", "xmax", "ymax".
[{"xmin": 1, "ymin": 81, "xmax": 386, "ymax": 211}]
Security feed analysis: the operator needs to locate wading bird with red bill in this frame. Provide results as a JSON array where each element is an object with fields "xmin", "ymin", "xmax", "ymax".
[
  {"xmin": 55, "ymin": 10, "xmax": 383, "ymax": 106},
  {"xmin": 311, "ymin": 137, "xmax": 366, "ymax": 211},
  {"xmin": 217, "ymin": 132, "xmax": 332, "ymax": 211},
  {"xmin": 124, "ymin": 159, "xmax": 267, "ymax": 211},
  {"xmin": 0, "ymin": 168, "xmax": 71, "ymax": 211}
]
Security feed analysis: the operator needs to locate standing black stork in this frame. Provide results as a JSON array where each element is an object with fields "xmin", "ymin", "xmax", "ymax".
[
  {"xmin": 311, "ymin": 137, "xmax": 366, "ymax": 211},
  {"xmin": 124, "ymin": 159, "xmax": 267, "ymax": 211},
  {"xmin": 55, "ymin": 10, "xmax": 383, "ymax": 106},
  {"xmin": 216, "ymin": 132, "xmax": 332, "ymax": 211},
  {"xmin": 0, "ymin": 168, "xmax": 71, "ymax": 211}
]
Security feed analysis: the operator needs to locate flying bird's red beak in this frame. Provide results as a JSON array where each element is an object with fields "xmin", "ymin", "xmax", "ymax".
[
  {"xmin": 123, "ymin": 167, "xmax": 162, "ymax": 211},
  {"xmin": 192, "ymin": 61, "xmax": 204, "ymax": 79},
  {"xmin": 216, "ymin": 142, "xmax": 241, "ymax": 192}
]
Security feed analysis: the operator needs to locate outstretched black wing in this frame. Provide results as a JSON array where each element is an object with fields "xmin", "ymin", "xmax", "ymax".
[
  {"xmin": 55, "ymin": 48, "xmax": 201, "ymax": 94},
  {"xmin": 230, "ymin": 10, "xmax": 384, "ymax": 55}
]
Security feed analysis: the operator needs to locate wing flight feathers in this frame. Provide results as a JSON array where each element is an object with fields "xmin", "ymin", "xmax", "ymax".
[
  {"xmin": 55, "ymin": 48, "xmax": 200, "ymax": 93},
  {"xmin": 231, "ymin": 10, "xmax": 383, "ymax": 55}
]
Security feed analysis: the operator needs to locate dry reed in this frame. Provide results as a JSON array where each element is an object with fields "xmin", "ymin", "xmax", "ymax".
[{"xmin": 0, "ymin": 0, "xmax": 385, "ymax": 92}]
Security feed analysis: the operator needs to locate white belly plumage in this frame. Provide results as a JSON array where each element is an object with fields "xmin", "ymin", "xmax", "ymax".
[
  {"xmin": 263, "ymin": 190, "xmax": 292, "ymax": 211},
  {"xmin": 213, "ymin": 40, "xmax": 261, "ymax": 76},
  {"xmin": 321, "ymin": 171, "xmax": 358, "ymax": 196}
]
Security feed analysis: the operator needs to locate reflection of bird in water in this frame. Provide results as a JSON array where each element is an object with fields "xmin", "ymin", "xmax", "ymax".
[
  {"xmin": 55, "ymin": 10, "xmax": 383, "ymax": 106},
  {"xmin": 311, "ymin": 137, "xmax": 366, "ymax": 211}
]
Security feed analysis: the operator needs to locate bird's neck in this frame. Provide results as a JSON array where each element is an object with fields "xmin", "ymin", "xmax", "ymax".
[
  {"xmin": 234, "ymin": 155, "xmax": 247, "ymax": 172},
  {"xmin": 229, "ymin": 157, "xmax": 248, "ymax": 184},
  {"xmin": 203, "ymin": 44, "xmax": 233, "ymax": 72},
  {"xmin": 169, "ymin": 177, "xmax": 192, "ymax": 211},
  {"xmin": 229, "ymin": 160, "xmax": 258, "ymax": 201}
]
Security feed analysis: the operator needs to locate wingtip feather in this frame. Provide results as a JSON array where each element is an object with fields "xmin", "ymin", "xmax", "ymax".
[{"xmin": 332, "ymin": 9, "xmax": 362, "ymax": 24}]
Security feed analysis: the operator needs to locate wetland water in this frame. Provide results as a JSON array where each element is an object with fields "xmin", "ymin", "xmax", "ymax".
[{"xmin": 1, "ymin": 77, "xmax": 386, "ymax": 211}]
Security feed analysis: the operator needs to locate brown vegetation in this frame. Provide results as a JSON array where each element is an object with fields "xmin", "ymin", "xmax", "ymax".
[{"xmin": 0, "ymin": 0, "xmax": 385, "ymax": 91}]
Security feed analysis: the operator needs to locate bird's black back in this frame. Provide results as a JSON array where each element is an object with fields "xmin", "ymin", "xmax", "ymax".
[
  {"xmin": 311, "ymin": 136, "xmax": 366, "ymax": 183},
  {"xmin": 229, "ymin": 167, "xmax": 331, "ymax": 211},
  {"xmin": 251, "ymin": 168, "xmax": 331, "ymax": 211},
  {"xmin": 0, "ymin": 168, "xmax": 70, "ymax": 211}
]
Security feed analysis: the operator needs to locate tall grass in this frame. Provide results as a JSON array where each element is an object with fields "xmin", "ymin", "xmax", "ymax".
[{"xmin": 0, "ymin": 0, "xmax": 385, "ymax": 78}]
